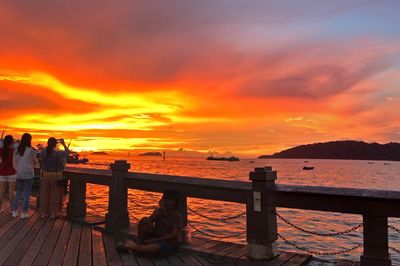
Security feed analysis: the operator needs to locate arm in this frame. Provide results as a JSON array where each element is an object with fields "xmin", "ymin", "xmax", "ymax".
[
  {"xmin": 59, "ymin": 139, "xmax": 70, "ymax": 155},
  {"xmin": 147, "ymin": 229, "xmax": 180, "ymax": 243},
  {"xmin": 32, "ymin": 149, "xmax": 39, "ymax": 167}
]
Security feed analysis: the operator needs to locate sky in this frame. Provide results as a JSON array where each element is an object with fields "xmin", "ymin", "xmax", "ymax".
[{"xmin": 0, "ymin": 0, "xmax": 400, "ymax": 156}]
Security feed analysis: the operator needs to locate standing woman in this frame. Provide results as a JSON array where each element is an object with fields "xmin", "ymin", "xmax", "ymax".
[
  {"xmin": 12, "ymin": 133, "xmax": 38, "ymax": 218},
  {"xmin": 40, "ymin": 138, "xmax": 69, "ymax": 219},
  {"xmin": 0, "ymin": 135, "xmax": 17, "ymax": 212}
]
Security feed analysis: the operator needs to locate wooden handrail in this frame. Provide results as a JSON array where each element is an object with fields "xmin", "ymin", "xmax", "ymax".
[{"xmin": 65, "ymin": 162, "xmax": 395, "ymax": 265}]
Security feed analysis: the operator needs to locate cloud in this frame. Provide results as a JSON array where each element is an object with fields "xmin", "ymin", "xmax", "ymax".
[{"xmin": 1, "ymin": 0, "xmax": 400, "ymax": 154}]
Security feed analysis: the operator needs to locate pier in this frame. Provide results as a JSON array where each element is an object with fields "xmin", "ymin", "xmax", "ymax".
[{"xmin": 1, "ymin": 160, "xmax": 400, "ymax": 265}]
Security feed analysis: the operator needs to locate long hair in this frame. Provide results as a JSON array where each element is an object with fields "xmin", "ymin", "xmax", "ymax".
[
  {"xmin": 17, "ymin": 133, "xmax": 32, "ymax": 156},
  {"xmin": 46, "ymin": 137, "xmax": 58, "ymax": 157},
  {"xmin": 1, "ymin": 135, "xmax": 14, "ymax": 160}
]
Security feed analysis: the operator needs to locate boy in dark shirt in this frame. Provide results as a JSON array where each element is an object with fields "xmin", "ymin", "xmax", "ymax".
[{"xmin": 117, "ymin": 190, "xmax": 183, "ymax": 256}]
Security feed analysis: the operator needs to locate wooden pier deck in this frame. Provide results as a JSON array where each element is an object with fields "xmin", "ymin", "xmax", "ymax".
[{"xmin": 0, "ymin": 205, "xmax": 362, "ymax": 266}]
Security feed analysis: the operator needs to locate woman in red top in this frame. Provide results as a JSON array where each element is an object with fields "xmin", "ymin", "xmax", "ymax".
[{"xmin": 0, "ymin": 135, "xmax": 17, "ymax": 212}]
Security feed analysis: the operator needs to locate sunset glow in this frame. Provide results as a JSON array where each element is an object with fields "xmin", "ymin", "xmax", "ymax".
[{"xmin": 1, "ymin": 1, "xmax": 400, "ymax": 156}]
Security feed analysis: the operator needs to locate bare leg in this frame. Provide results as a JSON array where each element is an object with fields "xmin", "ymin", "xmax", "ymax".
[
  {"xmin": 0, "ymin": 181, "xmax": 6, "ymax": 211},
  {"xmin": 137, "ymin": 217, "xmax": 154, "ymax": 242},
  {"xmin": 8, "ymin": 182, "xmax": 16, "ymax": 208}
]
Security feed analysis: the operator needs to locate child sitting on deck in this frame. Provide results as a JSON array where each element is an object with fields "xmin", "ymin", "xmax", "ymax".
[{"xmin": 117, "ymin": 190, "xmax": 183, "ymax": 256}]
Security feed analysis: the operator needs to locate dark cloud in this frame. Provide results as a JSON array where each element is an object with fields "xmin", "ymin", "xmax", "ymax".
[{"xmin": 239, "ymin": 58, "xmax": 392, "ymax": 99}]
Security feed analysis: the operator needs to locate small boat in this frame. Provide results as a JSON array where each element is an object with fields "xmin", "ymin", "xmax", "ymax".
[
  {"xmin": 367, "ymin": 162, "xmax": 374, "ymax": 164},
  {"xmin": 303, "ymin": 166, "xmax": 314, "ymax": 170},
  {"xmin": 67, "ymin": 152, "xmax": 89, "ymax": 164},
  {"xmin": 304, "ymin": 160, "xmax": 309, "ymax": 163},
  {"xmin": 207, "ymin": 156, "xmax": 240, "ymax": 162},
  {"xmin": 384, "ymin": 163, "xmax": 391, "ymax": 165}
]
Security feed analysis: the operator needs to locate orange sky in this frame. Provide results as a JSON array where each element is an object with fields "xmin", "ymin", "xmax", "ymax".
[{"xmin": 1, "ymin": 1, "xmax": 400, "ymax": 156}]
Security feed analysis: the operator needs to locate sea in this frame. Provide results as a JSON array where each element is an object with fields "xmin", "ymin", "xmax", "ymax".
[{"xmin": 69, "ymin": 154, "xmax": 400, "ymax": 265}]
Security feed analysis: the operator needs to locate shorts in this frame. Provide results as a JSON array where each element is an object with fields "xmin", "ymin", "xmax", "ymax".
[
  {"xmin": 153, "ymin": 240, "xmax": 178, "ymax": 256},
  {"xmin": 0, "ymin": 175, "xmax": 17, "ymax": 182}
]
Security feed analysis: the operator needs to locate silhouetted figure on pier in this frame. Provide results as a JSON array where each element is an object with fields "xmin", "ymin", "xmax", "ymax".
[
  {"xmin": 0, "ymin": 135, "xmax": 17, "ymax": 212},
  {"xmin": 12, "ymin": 133, "xmax": 38, "ymax": 219},
  {"xmin": 117, "ymin": 190, "xmax": 183, "ymax": 256},
  {"xmin": 39, "ymin": 137, "xmax": 70, "ymax": 219}
]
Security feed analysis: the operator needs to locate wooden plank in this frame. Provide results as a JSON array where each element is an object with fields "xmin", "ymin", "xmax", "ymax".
[
  {"xmin": 103, "ymin": 233, "xmax": 123, "ymax": 266},
  {"xmin": 33, "ymin": 218, "xmax": 65, "ymax": 266},
  {"xmin": 208, "ymin": 242, "xmax": 233, "ymax": 254},
  {"xmin": 256, "ymin": 252, "xmax": 296, "ymax": 266},
  {"xmin": 120, "ymin": 252, "xmax": 139, "ymax": 266},
  {"xmin": 224, "ymin": 245, "xmax": 248, "ymax": 259},
  {"xmin": 48, "ymin": 220, "xmax": 73, "ymax": 266},
  {"xmin": 2, "ymin": 215, "xmax": 47, "ymax": 266},
  {"xmin": 19, "ymin": 219, "xmax": 55, "ymax": 265},
  {"xmin": 0, "ymin": 206, "xmax": 12, "ymax": 227},
  {"xmin": 282, "ymin": 253, "xmax": 312, "ymax": 266},
  {"xmin": 0, "ymin": 217, "xmax": 32, "ymax": 250},
  {"xmin": 213, "ymin": 243, "xmax": 245, "ymax": 257},
  {"xmin": 135, "ymin": 256, "xmax": 155, "ymax": 266},
  {"xmin": 336, "ymin": 259, "xmax": 355, "ymax": 266},
  {"xmin": 78, "ymin": 225, "xmax": 92, "ymax": 266},
  {"xmin": 167, "ymin": 254, "xmax": 184, "ymax": 265},
  {"xmin": 114, "ymin": 235, "xmax": 139, "ymax": 266},
  {"xmin": 190, "ymin": 253, "xmax": 214, "ymax": 265},
  {"xmin": 176, "ymin": 252, "xmax": 203, "ymax": 266},
  {"xmin": 190, "ymin": 239, "xmax": 223, "ymax": 253},
  {"xmin": 0, "ymin": 213, "xmax": 20, "ymax": 239},
  {"xmin": 152, "ymin": 256, "xmax": 170, "ymax": 266},
  {"xmin": 184, "ymin": 236, "xmax": 211, "ymax": 248},
  {"xmin": 63, "ymin": 222, "xmax": 82, "ymax": 266},
  {"xmin": 92, "ymin": 229, "xmax": 108, "ymax": 266},
  {"xmin": 0, "ymin": 212, "xmax": 40, "ymax": 264}
]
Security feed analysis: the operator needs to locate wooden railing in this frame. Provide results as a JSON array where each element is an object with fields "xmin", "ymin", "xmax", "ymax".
[{"xmin": 65, "ymin": 160, "xmax": 400, "ymax": 266}]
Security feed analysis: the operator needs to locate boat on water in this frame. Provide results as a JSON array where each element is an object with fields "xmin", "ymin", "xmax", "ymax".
[
  {"xmin": 303, "ymin": 166, "xmax": 314, "ymax": 170},
  {"xmin": 67, "ymin": 152, "xmax": 89, "ymax": 164},
  {"xmin": 207, "ymin": 156, "xmax": 240, "ymax": 162}
]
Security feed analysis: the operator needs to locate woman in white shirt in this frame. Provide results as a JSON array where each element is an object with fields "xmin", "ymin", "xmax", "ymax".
[{"xmin": 12, "ymin": 133, "xmax": 38, "ymax": 219}]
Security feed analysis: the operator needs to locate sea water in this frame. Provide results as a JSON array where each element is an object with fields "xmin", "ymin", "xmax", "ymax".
[{"xmin": 70, "ymin": 155, "xmax": 400, "ymax": 264}]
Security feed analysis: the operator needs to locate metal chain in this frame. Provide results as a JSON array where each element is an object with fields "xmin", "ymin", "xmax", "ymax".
[
  {"xmin": 188, "ymin": 207, "xmax": 246, "ymax": 222},
  {"xmin": 277, "ymin": 232, "xmax": 363, "ymax": 256},
  {"xmin": 389, "ymin": 225, "xmax": 400, "ymax": 234},
  {"xmin": 189, "ymin": 221, "xmax": 246, "ymax": 239},
  {"xmin": 128, "ymin": 198, "xmax": 158, "ymax": 210},
  {"xmin": 390, "ymin": 246, "xmax": 400, "ymax": 254},
  {"xmin": 86, "ymin": 205, "xmax": 107, "ymax": 213},
  {"xmin": 276, "ymin": 212, "xmax": 363, "ymax": 237}
]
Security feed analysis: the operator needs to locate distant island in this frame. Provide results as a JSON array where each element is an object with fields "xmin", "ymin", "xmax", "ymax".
[
  {"xmin": 207, "ymin": 156, "xmax": 240, "ymax": 162},
  {"xmin": 139, "ymin": 152, "xmax": 162, "ymax": 156},
  {"xmin": 91, "ymin": 151, "xmax": 109, "ymax": 155},
  {"xmin": 258, "ymin": 141, "xmax": 400, "ymax": 161}
]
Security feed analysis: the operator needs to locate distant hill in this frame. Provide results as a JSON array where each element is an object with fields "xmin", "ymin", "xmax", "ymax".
[
  {"xmin": 258, "ymin": 141, "xmax": 400, "ymax": 161},
  {"xmin": 138, "ymin": 152, "xmax": 162, "ymax": 156}
]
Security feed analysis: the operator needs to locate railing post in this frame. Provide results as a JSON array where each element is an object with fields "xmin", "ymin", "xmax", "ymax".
[
  {"xmin": 67, "ymin": 176, "xmax": 87, "ymax": 220},
  {"xmin": 360, "ymin": 215, "xmax": 391, "ymax": 266},
  {"xmin": 247, "ymin": 166, "xmax": 278, "ymax": 259},
  {"xmin": 106, "ymin": 160, "xmax": 130, "ymax": 231},
  {"xmin": 179, "ymin": 195, "xmax": 188, "ymax": 227}
]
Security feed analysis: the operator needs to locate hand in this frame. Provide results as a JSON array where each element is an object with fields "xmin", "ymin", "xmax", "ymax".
[
  {"xmin": 59, "ymin": 139, "xmax": 66, "ymax": 145},
  {"xmin": 144, "ymin": 238, "xmax": 158, "ymax": 244}
]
